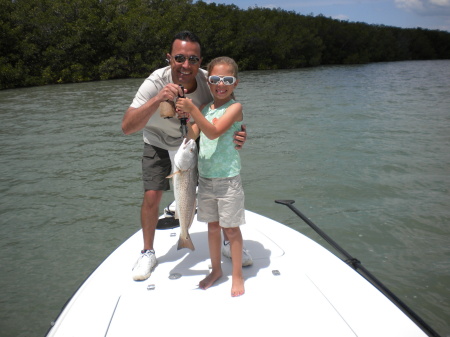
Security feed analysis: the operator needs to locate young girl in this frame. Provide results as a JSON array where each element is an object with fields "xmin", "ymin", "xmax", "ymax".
[{"xmin": 176, "ymin": 56, "xmax": 245, "ymax": 297}]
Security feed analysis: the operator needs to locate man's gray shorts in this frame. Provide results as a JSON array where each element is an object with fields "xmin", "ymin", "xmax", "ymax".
[
  {"xmin": 197, "ymin": 175, "xmax": 246, "ymax": 228},
  {"xmin": 142, "ymin": 143, "xmax": 172, "ymax": 191}
]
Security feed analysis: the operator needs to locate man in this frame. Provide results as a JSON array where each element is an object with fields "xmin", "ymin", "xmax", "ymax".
[{"xmin": 122, "ymin": 31, "xmax": 251, "ymax": 281}]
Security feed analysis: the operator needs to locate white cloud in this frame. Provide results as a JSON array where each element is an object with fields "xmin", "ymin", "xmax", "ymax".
[
  {"xmin": 394, "ymin": 0, "xmax": 450, "ymax": 15},
  {"xmin": 429, "ymin": 0, "xmax": 450, "ymax": 6},
  {"xmin": 395, "ymin": 0, "xmax": 424, "ymax": 11},
  {"xmin": 333, "ymin": 14, "xmax": 350, "ymax": 20}
]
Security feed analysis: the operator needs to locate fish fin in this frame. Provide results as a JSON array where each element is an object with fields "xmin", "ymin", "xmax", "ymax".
[
  {"xmin": 177, "ymin": 234, "xmax": 195, "ymax": 251},
  {"xmin": 166, "ymin": 170, "xmax": 181, "ymax": 179}
]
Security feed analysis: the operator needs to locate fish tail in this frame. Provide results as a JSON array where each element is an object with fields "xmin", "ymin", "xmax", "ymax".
[{"xmin": 177, "ymin": 234, "xmax": 195, "ymax": 251}]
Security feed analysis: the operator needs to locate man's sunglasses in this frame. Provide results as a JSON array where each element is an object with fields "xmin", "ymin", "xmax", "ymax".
[
  {"xmin": 171, "ymin": 54, "xmax": 200, "ymax": 65},
  {"xmin": 208, "ymin": 75, "xmax": 237, "ymax": 85}
]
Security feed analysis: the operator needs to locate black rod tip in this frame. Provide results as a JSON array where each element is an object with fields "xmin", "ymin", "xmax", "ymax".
[{"xmin": 275, "ymin": 200, "xmax": 295, "ymax": 205}]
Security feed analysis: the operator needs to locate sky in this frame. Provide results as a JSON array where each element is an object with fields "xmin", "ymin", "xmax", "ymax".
[{"xmin": 203, "ymin": 0, "xmax": 450, "ymax": 32}]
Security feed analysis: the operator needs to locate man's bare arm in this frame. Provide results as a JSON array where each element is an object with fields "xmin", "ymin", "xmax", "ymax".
[{"xmin": 121, "ymin": 84, "xmax": 183, "ymax": 135}]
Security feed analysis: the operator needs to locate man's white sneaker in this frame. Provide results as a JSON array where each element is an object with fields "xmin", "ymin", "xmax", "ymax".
[
  {"xmin": 132, "ymin": 250, "xmax": 157, "ymax": 281},
  {"xmin": 221, "ymin": 241, "xmax": 253, "ymax": 267}
]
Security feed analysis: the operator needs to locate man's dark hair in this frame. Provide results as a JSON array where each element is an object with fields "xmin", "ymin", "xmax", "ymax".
[{"xmin": 170, "ymin": 31, "xmax": 203, "ymax": 55}]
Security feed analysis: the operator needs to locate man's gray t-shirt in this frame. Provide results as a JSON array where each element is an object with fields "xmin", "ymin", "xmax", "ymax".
[{"xmin": 130, "ymin": 67, "xmax": 212, "ymax": 151}]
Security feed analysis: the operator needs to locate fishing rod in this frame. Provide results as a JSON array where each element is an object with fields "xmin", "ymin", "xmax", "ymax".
[
  {"xmin": 178, "ymin": 84, "xmax": 188, "ymax": 138},
  {"xmin": 275, "ymin": 199, "xmax": 440, "ymax": 337}
]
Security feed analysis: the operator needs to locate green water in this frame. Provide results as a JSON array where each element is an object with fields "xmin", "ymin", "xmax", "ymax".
[{"xmin": 1, "ymin": 60, "xmax": 449, "ymax": 336}]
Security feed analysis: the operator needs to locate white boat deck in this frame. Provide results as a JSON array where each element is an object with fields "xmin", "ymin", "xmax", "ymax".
[{"xmin": 47, "ymin": 210, "xmax": 427, "ymax": 337}]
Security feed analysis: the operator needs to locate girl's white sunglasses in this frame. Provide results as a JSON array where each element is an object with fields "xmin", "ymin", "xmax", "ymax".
[{"xmin": 208, "ymin": 75, "xmax": 237, "ymax": 85}]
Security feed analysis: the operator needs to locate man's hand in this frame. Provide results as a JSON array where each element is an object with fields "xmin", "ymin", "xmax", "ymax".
[
  {"xmin": 234, "ymin": 124, "xmax": 247, "ymax": 149},
  {"xmin": 156, "ymin": 83, "xmax": 184, "ymax": 102}
]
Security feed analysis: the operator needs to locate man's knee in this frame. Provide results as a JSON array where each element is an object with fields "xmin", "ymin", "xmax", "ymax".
[{"xmin": 142, "ymin": 190, "xmax": 163, "ymax": 208}]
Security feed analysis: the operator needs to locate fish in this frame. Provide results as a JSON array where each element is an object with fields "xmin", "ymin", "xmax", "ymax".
[{"xmin": 169, "ymin": 138, "xmax": 198, "ymax": 250}]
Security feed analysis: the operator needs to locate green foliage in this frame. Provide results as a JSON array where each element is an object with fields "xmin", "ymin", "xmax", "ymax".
[{"xmin": 1, "ymin": 0, "xmax": 449, "ymax": 89}]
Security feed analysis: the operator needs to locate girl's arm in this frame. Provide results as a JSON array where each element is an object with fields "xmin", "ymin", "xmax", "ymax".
[
  {"xmin": 177, "ymin": 103, "xmax": 202, "ymax": 140},
  {"xmin": 187, "ymin": 120, "xmax": 200, "ymax": 141},
  {"xmin": 176, "ymin": 98, "xmax": 242, "ymax": 140}
]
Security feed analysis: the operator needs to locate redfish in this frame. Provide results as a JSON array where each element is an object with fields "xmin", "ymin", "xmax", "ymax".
[{"xmin": 168, "ymin": 138, "xmax": 198, "ymax": 250}]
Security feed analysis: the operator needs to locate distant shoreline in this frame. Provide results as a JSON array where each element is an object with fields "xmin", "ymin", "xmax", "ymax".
[{"xmin": 2, "ymin": 1, "xmax": 449, "ymax": 90}]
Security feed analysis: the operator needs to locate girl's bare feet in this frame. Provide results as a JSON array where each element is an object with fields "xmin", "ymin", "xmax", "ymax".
[
  {"xmin": 231, "ymin": 276, "xmax": 245, "ymax": 297},
  {"xmin": 199, "ymin": 269, "xmax": 222, "ymax": 290}
]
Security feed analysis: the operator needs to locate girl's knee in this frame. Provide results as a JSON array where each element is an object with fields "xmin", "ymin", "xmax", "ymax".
[
  {"xmin": 208, "ymin": 222, "xmax": 221, "ymax": 233},
  {"xmin": 223, "ymin": 227, "xmax": 241, "ymax": 238}
]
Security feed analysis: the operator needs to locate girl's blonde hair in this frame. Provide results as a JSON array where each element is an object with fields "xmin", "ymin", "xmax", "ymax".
[
  {"xmin": 207, "ymin": 56, "xmax": 239, "ymax": 99},
  {"xmin": 207, "ymin": 56, "xmax": 239, "ymax": 78}
]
